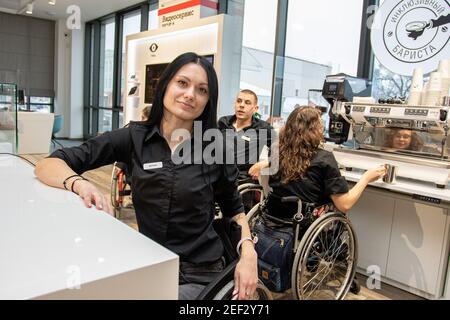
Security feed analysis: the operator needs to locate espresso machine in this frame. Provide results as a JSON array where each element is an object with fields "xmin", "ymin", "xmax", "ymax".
[
  {"xmin": 327, "ymin": 98, "xmax": 450, "ymax": 188},
  {"xmin": 322, "ymin": 73, "xmax": 372, "ymax": 144}
]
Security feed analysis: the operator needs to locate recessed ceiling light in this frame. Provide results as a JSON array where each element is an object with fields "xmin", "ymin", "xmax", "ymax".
[{"xmin": 49, "ymin": 0, "xmax": 56, "ymax": 5}]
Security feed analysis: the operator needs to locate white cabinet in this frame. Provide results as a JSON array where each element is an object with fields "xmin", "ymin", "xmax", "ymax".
[
  {"xmin": 348, "ymin": 187, "xmax": 450, "ymax": 298},
  {"xmin": 387, "ymin": 200, "xmax": 448, "ymax": 297},
  {"xmin": 348, "ymin": 190, "xmax": 395, "ymax": 276}
]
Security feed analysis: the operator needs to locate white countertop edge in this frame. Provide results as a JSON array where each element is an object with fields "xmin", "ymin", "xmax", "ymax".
[{"xmin": 342, "ymin": 170, "xmax": 450, "ymax": 202}]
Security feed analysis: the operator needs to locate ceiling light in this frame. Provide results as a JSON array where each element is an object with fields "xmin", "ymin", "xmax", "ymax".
[
  {"xmin": 49, "ymin": 0, "xmax": 56, "ymax": 5},
  {"xmin": 26, "ymin": 3, "xmax": 33, "ymax": 14}
]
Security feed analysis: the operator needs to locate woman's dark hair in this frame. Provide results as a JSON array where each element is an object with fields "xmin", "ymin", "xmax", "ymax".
[{"xmin": 147, "ymin": 52, "xmax": 218, "ymax": 133}]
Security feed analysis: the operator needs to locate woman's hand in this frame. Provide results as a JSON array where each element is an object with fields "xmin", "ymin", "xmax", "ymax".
[
  {"xmin": 233, "ymin": 243, "xmax": 258, "ymax": 300},
  {"xmin": 248, "ymin": 161, "xmax": 269, "ymax": 180},
  {"xmin": 73, "ymin": 180, "xmax": 114, "ymax": 216},
  {"xmin": 363, "ymin": 165, "xmax": 387, "ymax": 183}
]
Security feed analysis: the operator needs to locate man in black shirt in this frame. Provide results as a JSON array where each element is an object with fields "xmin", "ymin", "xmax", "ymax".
[{"xmin": 218, "ymin": 89, "xmax": 273, "ymax": 179}]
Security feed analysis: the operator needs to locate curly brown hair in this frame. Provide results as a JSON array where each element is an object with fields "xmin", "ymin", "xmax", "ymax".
[
  {"xmin": 274, "ymin": 106, "xmax": 324, "ymax": 185},
  {"xmin": 384, "ymin": 128, "xmax": 423, "ymax": 151}
]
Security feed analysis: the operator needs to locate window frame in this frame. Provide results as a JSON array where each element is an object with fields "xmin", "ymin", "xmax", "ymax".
[{"xmin": 83, "ymin": 1, "xmax": 156, "ymax": 139}]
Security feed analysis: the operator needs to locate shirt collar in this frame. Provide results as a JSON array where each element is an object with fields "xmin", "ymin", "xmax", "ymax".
[
  {"xmin": 232, "ymin": 115, "xmax": 258, "ymax": 130},
  {"xmin": 144, "ymin": 124, "xmax": 163, "ymax": 142}
]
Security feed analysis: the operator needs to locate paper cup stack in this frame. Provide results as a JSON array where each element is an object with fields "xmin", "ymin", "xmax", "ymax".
[
  {"xmin": 408, "ymin": 68, "xmax": 423, "ymax": 105},
  {"xmin": 421, "ymin": 81, "xmax": 429, "ymax": 105},
  {"xmin": 423, "ymin": 71, "xmax": 442, "ymax": 106},
  {"xmin": 438, "ymin": 59, "xmax": 450, "ymax": 101}
]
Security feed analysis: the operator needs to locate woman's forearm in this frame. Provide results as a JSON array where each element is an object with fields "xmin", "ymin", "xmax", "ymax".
[
  {"xmin": 232, "ymin": 212, "xmax": 256, "ymax": 256},
  {"xmin": 331, "ymin": 166, "xmax": 386, "ymax": 213},
  {"xmin": 34, "ymin": 158, "xmax": 78, "ymax": 190},
  {"xmin": 331, "ymin": 175, "xmax": 370, "ymax": 213}
]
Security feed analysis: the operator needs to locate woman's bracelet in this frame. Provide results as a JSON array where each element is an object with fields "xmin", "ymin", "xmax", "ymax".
[
  {"xmin": 63, "ymin": 174, "xmax": 88, "ymax": 192},
  {"xmin": 71, "ymin": 177, "xmax": 88, "ymax": 194},
  {"xmin": 63, "ymin": 174, "xmax": 80, "ymax": 190},
  {"xmin": 236, "ymin": 235, "xmax": 258, "ymax": 257}
]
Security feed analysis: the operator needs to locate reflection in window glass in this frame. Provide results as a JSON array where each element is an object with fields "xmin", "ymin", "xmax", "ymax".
[
  {"xmin": 371, "ymin": 57, "xmax": 412, "ymax": 101},
  {"xmin": 99, "ymin": 19, "xmax": 115, "ymax": 108},
  {"xmin": 121, "ymin": 11, "xmax": 141, "ymax": 108},
  {"xmin": 30, "ymin": 97, "xmax": 52, "ymax": 104},
  {"xmin": 354, "ymin": 125, "xmax": 446, "ymax": 158},
  {"xmin": 240, "ymin": 0, "xmax": 277, "ymax": 121},
  {"xmin": 282, "ymin": 0, "xmax": 363, "ymax": 120},
  {"xmin": 148, "ymin": 8, "xmax": 158, "ymax": 30},
  {"xmin": 99, "ymin": 109, "xmax": 112, "ymax": 133},
  {"xmin": 30, "ymin": 105, "xmax": 51, "ymax": 113}
]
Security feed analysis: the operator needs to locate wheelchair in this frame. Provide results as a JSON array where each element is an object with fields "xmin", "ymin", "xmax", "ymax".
[
  {"xmin": 110, "ymin": 162, "xmax": 133, "ymax": 219},
  {"xmin": 244, "ymin": 188, "xmax": 359, "ymax": 300},
  {"xmin": 196, "ymin": 216, "xmax": 273, "ymax": 300}
]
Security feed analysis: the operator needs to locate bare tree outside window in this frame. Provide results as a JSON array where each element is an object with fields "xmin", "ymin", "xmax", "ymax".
[{"xmin": 372, "ymin": 58, "xmax": 412, "ymax": 100}]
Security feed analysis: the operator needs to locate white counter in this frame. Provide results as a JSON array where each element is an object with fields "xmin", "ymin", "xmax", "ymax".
[
  {"xmin": 342, "ymin": 169, "xmax": 450, "ymax": 203},
  {"xmin": 0, "ymin": 155, "xmax": 179, "ymax": 299}
]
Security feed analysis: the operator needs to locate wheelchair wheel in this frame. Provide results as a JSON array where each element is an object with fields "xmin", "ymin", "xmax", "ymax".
[
  {"xmin": 291, "ymin": 212, "xmax": 358, "ymax": 300},
  {"xmin": 212, "ymin": 280, "xmax": 273, "ymax": 300},
  {"xmin": 110, "ymin": 162, "xmax": 133, "ymax": 218}
]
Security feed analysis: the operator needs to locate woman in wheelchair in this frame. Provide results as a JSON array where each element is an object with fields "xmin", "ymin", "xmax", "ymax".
[
  {"xmin": 250, "ymin": 106, "xmax": 386, "ymax": 215},
  {"xmin": 34, "ymin": 52, "xmax": 258, "ymax": 300},
  {"xmin": 248, "ymin": 106, "xmax": 386, "ymax": 299}
]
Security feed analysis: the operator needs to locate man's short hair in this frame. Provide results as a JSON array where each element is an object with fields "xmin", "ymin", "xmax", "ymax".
[{"xmin": 239, "ymin": 89, "xmax": 258, "ymax": 105}]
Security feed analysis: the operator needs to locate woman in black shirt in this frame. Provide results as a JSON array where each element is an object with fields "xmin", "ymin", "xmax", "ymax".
[
  {"xmin": 249, "ymin": 106, "xmax": 386, "ymax": 216},
  {"xmin": 35, "ymin": 52, "xmax": 257, "ymax": 300}
]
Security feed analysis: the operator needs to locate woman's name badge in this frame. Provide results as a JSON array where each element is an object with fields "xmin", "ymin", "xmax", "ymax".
[
  {"xmin": 143, "ymin": 162, "xmax": 163, "ymax": 170},
  {"xmin": 241, "ymin": 135, "xmax": 251, "ymax": 142}
]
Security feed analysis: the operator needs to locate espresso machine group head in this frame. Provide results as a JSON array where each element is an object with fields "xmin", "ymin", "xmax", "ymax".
[{"xmin": 322, "ymin": 73, "xmax": 372, "ymax": 144}]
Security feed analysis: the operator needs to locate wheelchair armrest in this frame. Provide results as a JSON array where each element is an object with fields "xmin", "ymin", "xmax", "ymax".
[
  {"xmin": 238, "ymin": 183, "xmax": 263, "ymax": 192},
  {"xmin": 281, "ymin": 196, "xmax": 300, "ymax": 203},
  {"xmin": 281, "ymin": 196, "xmax": 303, "ymax": 218}
]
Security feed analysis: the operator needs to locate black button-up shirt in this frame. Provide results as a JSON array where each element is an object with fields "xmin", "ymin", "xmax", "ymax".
[
  {"xmin": 218, "ymin": 115, "xmax": 274, "ymax": 176},
  {"xmin": 267, "ymin": 149, "xmax": 349, "ymax": 218},
  {"xmin": 49, "ymin": 122, "xmax": 244, "ymax": 264}
]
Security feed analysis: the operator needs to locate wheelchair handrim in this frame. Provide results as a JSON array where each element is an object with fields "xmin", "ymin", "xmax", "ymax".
[{"xmin": 292, "ymin": 213, "xmax": 357, "ymax": 300}]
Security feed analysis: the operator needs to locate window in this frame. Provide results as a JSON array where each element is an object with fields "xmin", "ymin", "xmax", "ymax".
[
  {"xmin": 369, "ymin": 0, "xmax": 412, "ymax": 101},
  {"xmin": 29, "ymin": 96, "xmax": 52, "ymax": 113},
  {"xmin": 148, "ymin": 3, "xmax": 158, "ymax": 30},
  {"xmin": 99, "ymin": 19, "xmax": 115, "ymax": 110},
  {"xmin": 85, "ymin": 2, "xmax": 152, "ymax": 138},
  {"xmin": 240, "ymin": 0, "xmax": 278, "ymax": 121},
  {"xmin": 120, "ymin": 11, "xmax": 141, "ymax": 108},
  {"xmin": 282, "ymin": 0, "xmax": 364, "ymax": 120},
  {"xmin": 371, "ymin": 58, "xmax": 412, "ymax": 101},
  {"xmin": 99, "ymin": 19, "xmax": 115, "ymax": 132}
]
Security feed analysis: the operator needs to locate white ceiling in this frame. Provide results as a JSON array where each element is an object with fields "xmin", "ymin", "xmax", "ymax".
[{"xmin": 0, "ymin": 0, "xmax": 145, "ymax": 22}]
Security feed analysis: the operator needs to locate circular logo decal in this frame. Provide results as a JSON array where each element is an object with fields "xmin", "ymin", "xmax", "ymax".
[{"xmin": 371, "ymin": 0, "xmax": 449, "ymax": 75}]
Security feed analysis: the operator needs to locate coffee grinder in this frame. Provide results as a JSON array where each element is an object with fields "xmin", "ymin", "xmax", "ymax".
[{"xmin": 322, "ymin": 73, "xmax": 372, "ymax": 144}]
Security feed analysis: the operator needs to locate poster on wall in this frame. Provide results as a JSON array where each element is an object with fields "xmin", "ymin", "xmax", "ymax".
[{"xmin": 371, "ymin": 0, "xmax": 449, "ymax": 76}]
